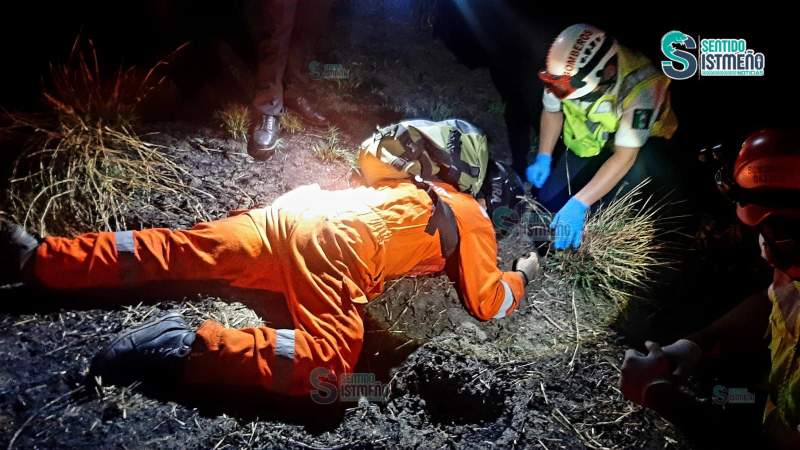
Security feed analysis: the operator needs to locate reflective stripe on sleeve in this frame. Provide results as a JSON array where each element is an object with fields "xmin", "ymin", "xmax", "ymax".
[
  {"xmin": 274, "ymin": 329, "xmax": 296, "ymax": 360},
  {"xmin": 114, "ymin": 230, "xmax": 137, "ymax": 284},
  {"xmin": 493, "ymin": 280, "xmax": 514, "ymax": 319},
  {"xmin": 114, "ymin": 231, "xmax": 135, "ymax": 255}
]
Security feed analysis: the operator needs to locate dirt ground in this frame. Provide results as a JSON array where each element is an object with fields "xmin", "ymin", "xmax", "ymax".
[{"xmin": 0, "ymin": 8, "xmax": 695, "ymax": 450}]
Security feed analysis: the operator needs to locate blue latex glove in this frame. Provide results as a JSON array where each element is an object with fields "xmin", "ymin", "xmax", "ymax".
[
  {"xmin": 550, "ymin": 197, "xmax": 589, "ymax": 250},
  {"xmin": 525, "ymin": 153, "xmax": 552, "ymax": 188}
]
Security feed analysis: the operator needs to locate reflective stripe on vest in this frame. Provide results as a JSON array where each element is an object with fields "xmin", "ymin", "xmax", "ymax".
[{"xmin": 619, "ymin": 65, "xmax": 659, "ymax": 107}]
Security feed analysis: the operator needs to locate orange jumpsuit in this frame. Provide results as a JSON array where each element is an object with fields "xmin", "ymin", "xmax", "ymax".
[{"xmin": 33, "ymin": 180, "xmax": 526, "ymax": 395}]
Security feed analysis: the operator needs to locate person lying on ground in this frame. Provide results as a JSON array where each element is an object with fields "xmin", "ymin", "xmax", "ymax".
[{"xmin": 1, "ymin": 162, "xmax": 540, "ymax": 398}]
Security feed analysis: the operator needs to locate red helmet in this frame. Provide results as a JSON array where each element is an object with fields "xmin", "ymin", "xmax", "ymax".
[{"xmin": 733, "ymin": 129, "xmax": 800, "ymax": 226}]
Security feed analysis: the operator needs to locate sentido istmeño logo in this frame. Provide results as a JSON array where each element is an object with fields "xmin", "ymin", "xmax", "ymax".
[{"xmin": 660, "ymin": 30, "xmax": 766, "ymax": 80}]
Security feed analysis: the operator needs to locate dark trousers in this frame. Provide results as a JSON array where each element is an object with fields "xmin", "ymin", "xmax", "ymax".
[
  {"xmin": 536, "ymin": 138, "xmax": 679, "ymax": 212},
  {"xmin": 247, "ymin": 0, "xmax": 332, "ymax": 116}
]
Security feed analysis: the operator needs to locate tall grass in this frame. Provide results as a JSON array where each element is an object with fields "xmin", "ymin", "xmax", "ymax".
[
  {"xmin": 523, "ymin": 179, "xmax": 680, "ymax": 308},
  {"xmin": 3, "ymin": 37, "xmax": 191, "ymax": 236}
]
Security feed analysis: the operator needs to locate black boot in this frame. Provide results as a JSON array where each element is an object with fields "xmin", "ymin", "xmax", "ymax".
[
  {"xmin": 0, "ymin": 218, "xmax": 40, "ymax": 284},
  {"xmin": 248, "ymin": 114, "xmax": 280, "ymax": 161},
  {"xmin": 91, "ymin": 312, "xmax": 196, "ymax": 385}
]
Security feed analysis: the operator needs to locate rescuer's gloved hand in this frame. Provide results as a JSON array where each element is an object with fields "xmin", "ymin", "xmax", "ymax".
[
  {"xmin": 620, "ymin": 339, "xmax": 703, "ymax": 406},
  {"xmin": 525, "ymin": 153, "xmax": 552, "ymax": 188},
  {"xmin": 550, "ymin": 197, "xmax": 588, "ymax": 250},
  {"xmin": 512, "ymin": 251, "xmax": 542, "ymax": 285}
]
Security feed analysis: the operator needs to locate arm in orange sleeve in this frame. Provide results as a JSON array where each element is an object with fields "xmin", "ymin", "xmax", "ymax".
[{"xmin": 446, "ymin": 225, "xmax": 526, "ymax": 321}]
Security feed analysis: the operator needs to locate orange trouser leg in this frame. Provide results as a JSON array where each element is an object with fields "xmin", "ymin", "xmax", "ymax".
[
  {"xmin": 32, "ymin": 212, "xmax": 281, "ymax": 292},
  {"xmin": 183, "ymin": 208, "xmax": 380, "ymax": 396}
]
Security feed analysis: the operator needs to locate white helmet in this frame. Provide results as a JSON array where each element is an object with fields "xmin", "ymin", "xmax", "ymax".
[{"xmin": 539, "ymin": 24, "xmax": 618, "ymax": 100}]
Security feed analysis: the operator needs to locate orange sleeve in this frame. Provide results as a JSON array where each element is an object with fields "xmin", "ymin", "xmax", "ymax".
[{"xmin": 449, "ymin": 226, "xmax": 526, "ymax": 321}]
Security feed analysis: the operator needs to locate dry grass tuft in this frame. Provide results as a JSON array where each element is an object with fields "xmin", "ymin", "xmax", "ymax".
[
  {"xmin": 279, "ymin": 111, "xmax": 305, "ymax": 134},
  {"xmin": 523, "ymin": 179, "xmax": 680, "ymax": 309},
  {"xmin": 3, "ymin": 37, "xmax": 192, "ymax": 236},
  {"xmin": 215, "ymin": 103, "xmax": 251, "ymax": 142},
  {"xmin": 311, "ymin": 126, "xmax": 355, "ymax": 165}
]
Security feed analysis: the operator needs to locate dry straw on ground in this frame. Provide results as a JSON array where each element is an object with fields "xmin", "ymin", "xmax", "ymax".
[
  {"xmin": 279, "ymin": 111, "xmax": 305, "ymax": 135},
  {"xmin": 2, "ymin": 38, "xmax": 192, "ymax": 236},
  {"xmin": 311, "ymin": 126, "xmax": 355, "ymax": 166},
  {"xmin": 523, "ymin": 179, "xmax": 680, "ymax": 310},
  {"xmin": 215, "ymin": 103, "xmax": 251, "ymax": 142}
]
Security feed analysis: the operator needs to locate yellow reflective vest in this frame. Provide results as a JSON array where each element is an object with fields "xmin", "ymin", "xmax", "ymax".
[
  {"xmin": 765, "ymin": 269, "xmax": 800, "ymax": 438},
  {"xmin": 561, "ymin": 46, "xmax": 678, "ymax": 157}
]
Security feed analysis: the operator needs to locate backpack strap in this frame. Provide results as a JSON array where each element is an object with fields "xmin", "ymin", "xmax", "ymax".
[
  {"xmin": 416, "ymin": 129, "xmax": 481, "ymax": 190},
  {"xmin": 411, "ymin": 176, "xmax": 460, "ymax": 259}
]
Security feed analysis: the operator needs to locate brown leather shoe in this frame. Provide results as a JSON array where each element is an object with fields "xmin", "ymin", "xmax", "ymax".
[
  {"xmin": 285, "ymin": 96, "xmax": 328, "ymax": 127},
  {"xmin": 248, "ymin": 115, "xmax": 280, "ymax": 161}
]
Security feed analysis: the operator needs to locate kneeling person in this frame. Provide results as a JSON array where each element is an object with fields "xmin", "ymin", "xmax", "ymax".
[{"xmin": 527, "ymin": 24, "xmax": 678, "ymax": 250}]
